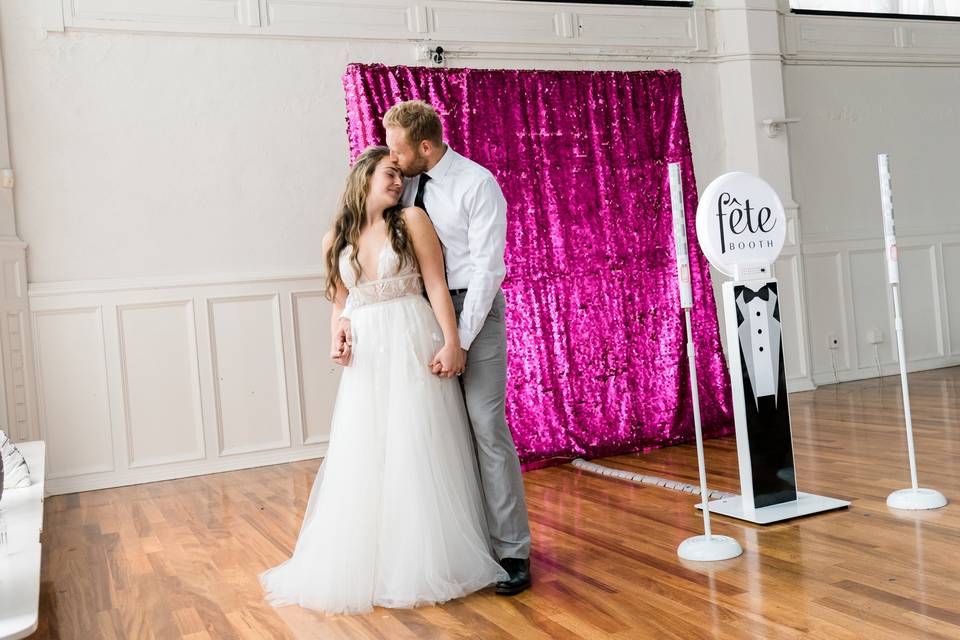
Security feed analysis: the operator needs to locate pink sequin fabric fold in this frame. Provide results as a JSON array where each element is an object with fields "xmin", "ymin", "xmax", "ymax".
[{"xmin": 342, "ymin": 64, "xmax": 733, "ymax": 469}]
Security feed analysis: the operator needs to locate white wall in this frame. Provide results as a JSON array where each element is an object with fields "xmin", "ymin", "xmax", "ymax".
[
  {"xmin": 782, "ymin": 14, "xmax": 960, "ymax": 384},
  {"xmin": 6, "ymin": 1, "xmax": 725, "ymax": 285}
]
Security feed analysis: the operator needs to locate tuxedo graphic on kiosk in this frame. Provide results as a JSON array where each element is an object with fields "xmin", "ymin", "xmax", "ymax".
[
  {"xmin": 733, "ymin": 282, "xmax": 795, "ymax": 508},
  {"xmin": 695, "ymin": 172, "xmax": 849, "ymax": 524}
]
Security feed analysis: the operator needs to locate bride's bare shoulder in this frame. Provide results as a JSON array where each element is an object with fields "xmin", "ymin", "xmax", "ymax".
[
  {"xmin": 401, "ymin": 206, "xmax": 430, "ymax": 225},
  {"xmin": 401, "ymin": 207, "xmax": 435, "ymax": 237},
  {"xmin": 322, "ymin": 230, "xmax": 335, "ymax": 253}
]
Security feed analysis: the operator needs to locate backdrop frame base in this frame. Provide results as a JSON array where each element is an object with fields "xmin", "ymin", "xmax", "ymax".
[
  {"xmin": 886, "ymin": 487, "xmax": 947, "ymax": 510},
  {"xmin": 697, "ymin": 492, "xmax": 850, "ymax": 524},
  {"xmin": 677, "ymin": 534, "xmax": 743, "ymax": 562}
]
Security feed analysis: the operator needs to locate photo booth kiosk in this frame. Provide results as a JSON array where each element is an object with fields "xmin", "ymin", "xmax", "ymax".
[{"xmin": 695, "ymin": 173, "xmax": 849, "ymax": 524}]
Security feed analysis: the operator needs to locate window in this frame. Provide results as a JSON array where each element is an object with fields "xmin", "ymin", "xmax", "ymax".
[
  {"xmin": 514, "ymin": 1, "xmax": 694, "ymax": 6},
  {"xmin": 791, "ymin": 1, "xmax": 960, "ymax": 19}
]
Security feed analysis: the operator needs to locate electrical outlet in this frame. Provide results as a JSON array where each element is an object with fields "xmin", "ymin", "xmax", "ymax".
[
  {"xmin": 866, "ymin": 329, "xmax": 884, "ymax": 344},
  {"xmin": 827, "ymin": 334, "xmax": 840, "ymax": 350}
]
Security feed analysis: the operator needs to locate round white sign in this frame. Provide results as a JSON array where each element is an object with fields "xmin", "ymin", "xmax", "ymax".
[{"xmin": 695, "ymin": 172, "xmax": 786, "ymax": 277}]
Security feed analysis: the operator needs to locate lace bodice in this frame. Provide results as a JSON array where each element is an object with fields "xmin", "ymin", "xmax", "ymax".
[{"xmin": 341, "ymin": 240, "xmax": 423, "ymax": 308}]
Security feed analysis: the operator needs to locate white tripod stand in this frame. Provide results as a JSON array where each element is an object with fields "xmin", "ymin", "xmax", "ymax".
[
  {"xmin": 877, "ymin": 154, "xmax": 947, "ymax": 511},
  {"xmin": 669, "ymin": 163, "xmax": 743, "ymax": 562}
]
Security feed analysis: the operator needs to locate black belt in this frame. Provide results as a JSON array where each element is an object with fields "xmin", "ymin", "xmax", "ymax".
[{"xmin": 449, "ymin": 288, "xmax": 468, "ymax": 296}]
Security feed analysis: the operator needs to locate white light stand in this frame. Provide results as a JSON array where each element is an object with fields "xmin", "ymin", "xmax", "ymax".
[
  {"xmin": 669, "ymin": 163, "xmax": 742, "ymax": 562},
  {"xmin": 877, "ymin": 154, "xmax": 947, "ymax": 511}
]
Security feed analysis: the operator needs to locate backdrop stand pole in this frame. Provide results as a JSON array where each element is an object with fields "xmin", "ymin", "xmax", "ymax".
[
  {"xmin": 669, "ymin": 163, "xmax": 742, "ymax": 562},
  {"xmin": 878, "ymin": 154, "xmax": 947, "ymax": 511}
]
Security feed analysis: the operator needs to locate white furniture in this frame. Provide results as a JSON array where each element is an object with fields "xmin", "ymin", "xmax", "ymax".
[{"xmin": 0, "ymin": 441, "xmax": 46, "ymax": 640}]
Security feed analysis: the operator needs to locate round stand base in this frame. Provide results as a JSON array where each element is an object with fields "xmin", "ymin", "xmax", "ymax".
[
  {"xmin": 677, "ymin": 534, "xmax": 743, "ymax": 562},
  {"xmin": 886, "ymin": 487, "xmax": 947, "ymax": 511}
]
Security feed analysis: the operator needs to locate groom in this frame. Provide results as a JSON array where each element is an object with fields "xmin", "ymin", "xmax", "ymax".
[{"xmin": 338, "ymin": 100, "xmax": 532, "ymax": 595}]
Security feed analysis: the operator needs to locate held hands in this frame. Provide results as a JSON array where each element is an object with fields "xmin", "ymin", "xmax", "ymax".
[
  {"xmin": 331, "ymin": 318, "xmax": 353, "ymax": 367},
  {"xmin": 430, "ymin": 344, "xmax": 467, "ymax": 379}
]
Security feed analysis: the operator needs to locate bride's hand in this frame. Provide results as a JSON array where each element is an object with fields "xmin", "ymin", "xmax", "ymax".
[
  {"xmin": 429, "ymin": 343, "xmax": 465, "ymax": 378},
  {"xmin": 331, "ymin": 333, "xmax": 352, "ymax": 367},
  {"xmin": 335, "ymin": 318, "xmax": 353, "ymax": 351}
]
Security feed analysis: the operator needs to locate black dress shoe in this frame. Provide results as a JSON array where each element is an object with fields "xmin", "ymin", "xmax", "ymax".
[{"xmin": 496, "ymin": 557, "xmax": 531, "ymax": 595}]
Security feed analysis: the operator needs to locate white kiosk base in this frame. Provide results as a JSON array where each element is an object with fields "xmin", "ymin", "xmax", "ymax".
[{"xmin": 698, "ymin": 492, "xmax": 849, "ymax": 525}]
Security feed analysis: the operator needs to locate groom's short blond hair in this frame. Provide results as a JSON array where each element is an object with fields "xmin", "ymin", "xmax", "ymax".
[{"xmin": 382, "ymin": 100, "xmax": 443, "ymax": 146}]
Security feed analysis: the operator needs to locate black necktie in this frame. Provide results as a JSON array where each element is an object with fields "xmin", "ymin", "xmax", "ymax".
[
  {"xmin": 414, "ymin": 173, "xmax": 431, "ymax": 212},
  {"xmin": 412, "ymin": 172, "xmax": 450, "ymax": 288}
]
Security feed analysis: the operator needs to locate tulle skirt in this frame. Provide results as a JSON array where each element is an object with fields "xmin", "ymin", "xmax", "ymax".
[{"xmin": 259, "ymin": 293, "xmax": 507, "ymax": 614}]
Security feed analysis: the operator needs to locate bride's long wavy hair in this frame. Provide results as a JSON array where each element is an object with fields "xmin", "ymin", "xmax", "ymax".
[{"xmin": 325, "ymin": 146, "xmax": 417, "ymax": 302}]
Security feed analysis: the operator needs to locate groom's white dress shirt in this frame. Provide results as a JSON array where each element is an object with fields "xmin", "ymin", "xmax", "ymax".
[{"xmin": 400, "ymin": 146, "xmax": 507, "ymax": 351}]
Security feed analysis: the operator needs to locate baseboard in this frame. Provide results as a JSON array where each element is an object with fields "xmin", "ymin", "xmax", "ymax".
[
  {"xmin": 812, "ymin": 357, "xmax": 960, "ymax": 387},
  {"xmin": 787, "ymin": 376, "xmax": 817, "ymax": 393}
]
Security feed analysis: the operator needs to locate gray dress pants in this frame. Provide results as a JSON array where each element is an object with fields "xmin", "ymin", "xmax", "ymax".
[{"xmin": 452, "ymin": 290, "xmax": 532, "ymax": 560}]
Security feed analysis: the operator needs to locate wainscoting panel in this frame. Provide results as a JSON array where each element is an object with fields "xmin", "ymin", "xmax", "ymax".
[
  {"xmin": 799, "ymin": 251, "xmax": 848, "ymax": 379},
  {"xmin": 292, "ymin": 291, "xmax": 340, "ymax": 446},
  {"xmin": 801, "ymin": 235, "xmax": 960, "ymax": 386},
  {"xmin": 942, "ymin": 242, "xmax": 960, "ymax": 357},
  {"xmin": 117, "ymin": 301, "xmax": 206, "ymax": 469},
  {"xmin": 848, "ymin": 248, "xmax": 894, "ymax": 371},
  {"xmin": 575, "ymin": 10, "xmax": 700, "ymax": 48},
  {"xmin": 66, "ymin": 0, "xmax": 243, "ymax": 29},
  {"xmin": 783, "ymin": 14, "xmax": 960, "ymax": 64},
  {"xmin": 898, "ymin": 245, "xmax": 943, "ymax": 361},
  {"xmin": 32, "ymin": 307, "xmax": 116, "ymax": 480},
  {"xmin": 428, "ymin": 5, "xmax": 563, "ymax": 43},
  {"xmin": 208, "ymin": 294, "xmax": 291, "ymax": 456},
  {"xmin": 29, "ymin": 273, "xmax": 331, "ymax": 495},
  {"xmin": 265, "ymin": 1, "xmax": 412, "ymax": 38}
]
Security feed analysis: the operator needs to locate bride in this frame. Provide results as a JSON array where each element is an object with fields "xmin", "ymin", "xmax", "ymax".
[{"xmin": 259, "ymin": 146, "xmax": 507, "ymax": 614}]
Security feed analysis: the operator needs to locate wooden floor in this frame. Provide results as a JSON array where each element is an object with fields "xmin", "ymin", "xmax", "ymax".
[{"xmin": 30, "ymin": 367, "xmax": 960, "ymax": 639}]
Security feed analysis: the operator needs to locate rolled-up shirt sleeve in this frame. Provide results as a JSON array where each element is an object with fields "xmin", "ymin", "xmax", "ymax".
[{"xmin": 458, "ymin": 176, "xmax": 507, "ymax": 350}]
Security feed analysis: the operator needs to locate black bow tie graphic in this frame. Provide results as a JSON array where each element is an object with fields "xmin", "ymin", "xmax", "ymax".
[{"xmin": 741, "ymin": 287, "xmax": 770, "ymax": 304}]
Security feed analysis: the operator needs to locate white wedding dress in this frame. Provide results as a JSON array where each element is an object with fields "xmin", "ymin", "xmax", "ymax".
[{"xmin": 260, "ymin": 240, "xmax": 507, "ymax": 615}]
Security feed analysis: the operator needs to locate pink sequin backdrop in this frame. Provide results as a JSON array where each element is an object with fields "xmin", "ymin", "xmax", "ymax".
[{"xmin": 342, "ymin": 64, "xmax": 733, "ymax": 469}]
